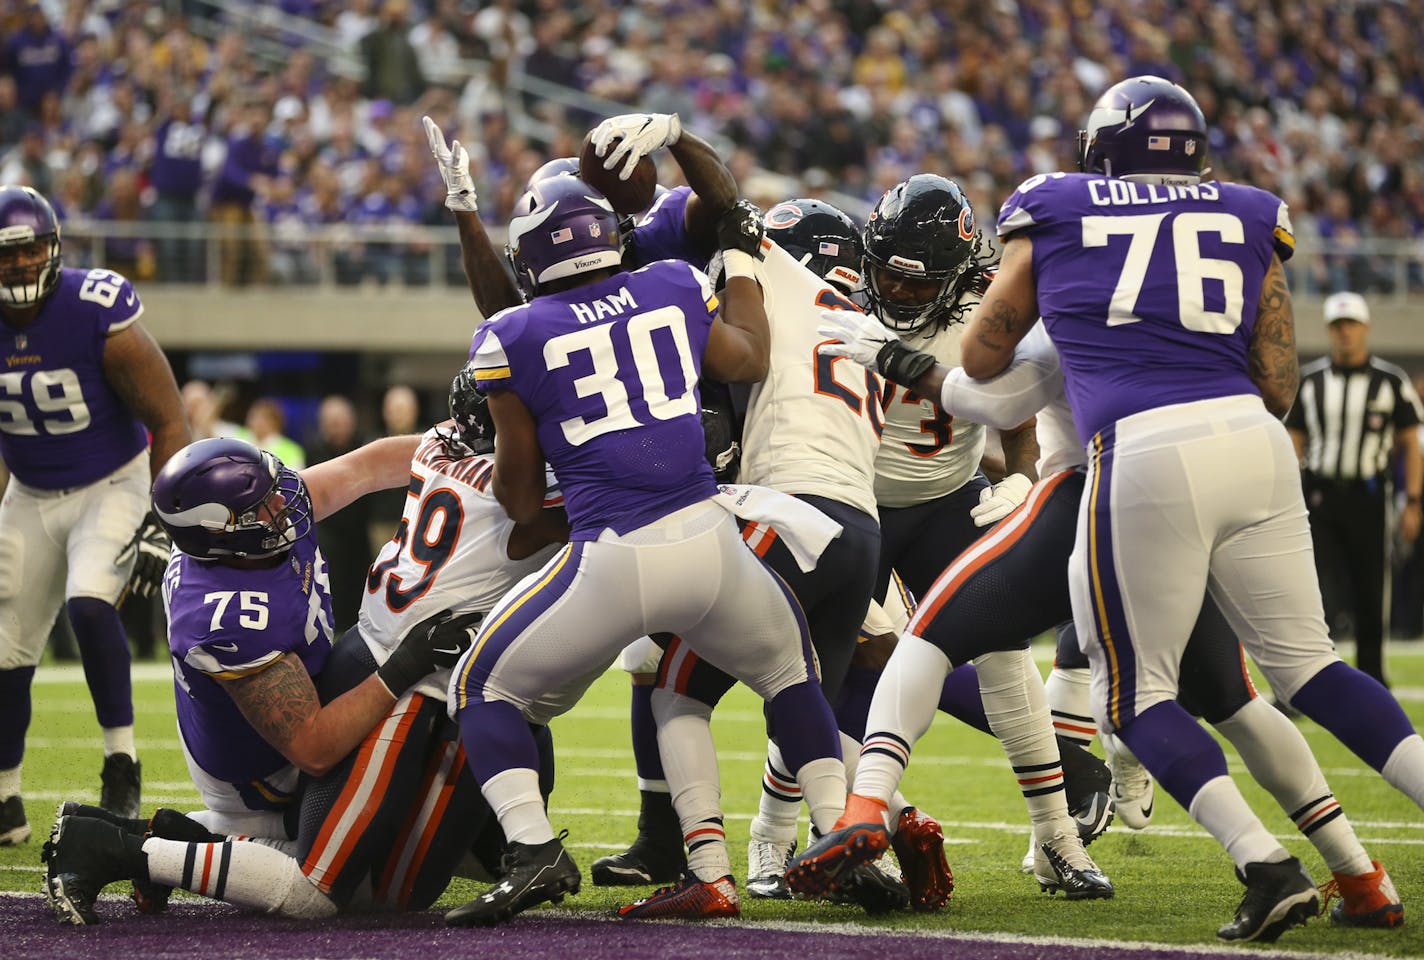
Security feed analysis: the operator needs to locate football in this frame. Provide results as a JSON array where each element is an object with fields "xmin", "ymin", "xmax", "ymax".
[{"xmin": 578, "ymin": 132, "xmax": 657, "ymax": 215}]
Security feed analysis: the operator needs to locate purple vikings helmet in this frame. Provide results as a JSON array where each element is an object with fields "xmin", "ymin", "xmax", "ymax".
[
  {"xmin": 0, "ymin": 185, "xmax": 63, "ymax": 308},
  {"xmin": 1078, "ymin": 75, "xmax": 1209, "ymax": 183},
  {"xmin": 525, "ymin": 155, "xmax": 580, "ymax": 192},
  {"xmin": 765, "ymin": 198, "xmax": 864, "ymax": 294},
  {"xmin": 152, "ymin": 438, "xmax": 314, "ymax": 560},
  {"xmin": 506, "ymin": 175, "xmax": 624, "ymax": 300}
]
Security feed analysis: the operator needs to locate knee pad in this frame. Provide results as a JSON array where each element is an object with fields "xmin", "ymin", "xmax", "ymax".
[
  {"xmin": 0, "ymin": 531, "xmax": 22, "ymax": 602},
  {"xmin": 620, "ymin": 636, "xmax": 664, "ymax": 675},
  {"xmin": 281, "ymin": 873, "xmax": 339, "ymax": 920}
]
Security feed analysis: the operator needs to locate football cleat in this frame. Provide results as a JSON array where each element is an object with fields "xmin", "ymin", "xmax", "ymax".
[
  {"xmin": 0, "ymin": 794, "xmax": 30, "ymax": 846},
  {"xmin": 618, "ymin": 873, "xmax": 740, "ymax": 920},
  {"xmin": 445, "ymin": 832, "xmax": 581, "ymax": 927},
  {"xmin": 42, "ymin": 815, "xmax": 131, "ymax": 925},
  {"xmin": 1102, "ymin": 732, "xmax": 1154, "ymax": 830},
  {"xmin": 1319, "ymin": 859, "xmax": 1403, "ymax": 928},
  {"xmin": 1058, "ymin": 737, "xmax": 1114, "ymax": 844},
  {"xmin": 1033, "ymin": 832, "xmax": 1114, "ymax": 900},
  {"xmin": 783, "ymin": 822, "xmax": 890, "ymax": 901},
  {"xmin": 1217, "ymin": 856, "xmax": 1318, "ymax": 943},
  {"xmin": 591, "ymin": 791, "xmax": 686, "ymax": 886},
  {"xmin": 892, "ymin": 806, "xmax": 953, "ymax": 911},
  {"xmin": 590, "ymin": 842, "xmax": 686, "ymax": 887},
  {"xmin": 835, "ymin": 859, "xmax": 911, "ymax": 916},
  {"xmin": 746, "ymin": 837, "xmax": 796, "ymax": 900},
  {"xmin": 131, "ymin": 808, "xmax": 224, "ymax": 914},
  {"xmin": 99, "ymin": 754, "xmax": 142, "ymax": 820}
]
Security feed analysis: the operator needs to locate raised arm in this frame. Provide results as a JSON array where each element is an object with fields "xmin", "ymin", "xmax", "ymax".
[{"xmin": 1247, "ymin": 254, "xmax": 1299, "ymax": 419}]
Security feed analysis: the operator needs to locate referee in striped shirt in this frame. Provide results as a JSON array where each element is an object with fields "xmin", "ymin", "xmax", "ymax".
[{"xmin": 1285, "ymin": 291, "xmax": 1424, "ymax": 685}]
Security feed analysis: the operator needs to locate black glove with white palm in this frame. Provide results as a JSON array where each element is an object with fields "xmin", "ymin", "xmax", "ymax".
[
  {"xmin": 816, "ymin": 307, "xmax": 937, "ymax": 389},
  {"xmin": 117, "ymin": 511, "xmax": 170, "ymax": 601},
  {"xmin": 590, "ymin": 112, "xmax": 682, "ymax": 180},
  {"xmin": 421, "ymin": 115, "xmax": 479, "ymax": 213},
  {"xmin": 376, "ymin": 608, "xmax": 485, "ymax": 697}
]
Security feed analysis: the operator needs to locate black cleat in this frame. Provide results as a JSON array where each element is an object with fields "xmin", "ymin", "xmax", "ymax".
[
  {"xmin": 837, "ymin": 860, "xmax": 911, "ymax": 916},
  {"xmin": 592, "ymin": 790, "xmax": 686, "ymax": 886},
  {"xmin": 42, "ymin": 815, "xmax": 132, "ymax": 925},
  {"xmin": 1217, "ymin": 857, "xmax": 1319, "ymax": 943},
  {"xmin": 57, "ymin": 801, "xmax": 146, "ymax": 835},
  {"xmin": 590, "ymin": 840, "xmax": 686, "ymax": 886},
  {"xmin": 1034, "ymin": 832, "xmax": 1114, "ymax": 900},
  {"xmin": 99, "ymin": 754, "xmax": 142, "ymax": 820},
  {"xmin": 0, "ymin": 794, "xmax": 30, "ymax": 846},
  {"xmin": 445, "ymin": 831, "xmax": 581, "ymax": 927},
  {"xmin": 1058, "ymin": 737, "xmax": 1114, "ymax": 845}
]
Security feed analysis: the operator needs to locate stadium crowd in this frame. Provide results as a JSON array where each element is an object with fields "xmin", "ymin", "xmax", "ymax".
[{"xmin": 2, "ymin": 0, "xmax": 1423, "ymax": 292}]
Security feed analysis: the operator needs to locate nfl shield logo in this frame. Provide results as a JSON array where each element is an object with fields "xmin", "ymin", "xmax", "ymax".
[
  {"xmin": 590, "ymin": 222, "xmax": 602, "ymax": 238},
  {"xmin": 14, "ymin": 335, "xmax": 26, "ymax": 350},
  {"xmin": 1184, "ymin": 140, "xmax": 1197, "ymax": 156}
]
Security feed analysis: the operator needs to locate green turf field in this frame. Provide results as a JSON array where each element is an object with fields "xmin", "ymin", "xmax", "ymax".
[{"xmin": 5, "ymin": 638, "xmax": 1424, "ymax": 955}]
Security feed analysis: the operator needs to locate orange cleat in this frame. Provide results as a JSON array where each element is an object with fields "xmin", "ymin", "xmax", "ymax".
[
  {"xmin": 1320, "ymin": 860, "xmax": 1404, "ymax": 928},
  {"xmin": 892, "ymin": 806, "xmax": 954, "ymax": 911}
]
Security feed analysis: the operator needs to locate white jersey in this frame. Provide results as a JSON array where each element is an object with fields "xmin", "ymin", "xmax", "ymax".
[
  {"xmin": 940, "ymin": 322, "xmax": 1083, "ymax": 476},
  {"xmin": 736, "ymin": 240, "xmax": 883, "ymax": 517},
  {"xmin": 358, "ymin": 426, "xmax": 564, "ymax": 700},
  {"xmin": 874, "ymin": 296, "xmax": 986, "ymax": 507}
]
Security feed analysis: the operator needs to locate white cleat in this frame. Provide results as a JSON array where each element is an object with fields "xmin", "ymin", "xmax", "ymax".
[{"xmin": 1103, "ymin": 732, "xmax": 1154, "ymax": 830}]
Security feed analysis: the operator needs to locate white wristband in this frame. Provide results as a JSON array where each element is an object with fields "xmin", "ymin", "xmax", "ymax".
[{"xmin": 722, "ymin": 249, "xmax": 759, "ymax": 282}]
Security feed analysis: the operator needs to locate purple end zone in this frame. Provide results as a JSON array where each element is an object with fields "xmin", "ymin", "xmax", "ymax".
[{"xmin": 3, "ymin": 896, "xmax": 1324, "ymax": 960}]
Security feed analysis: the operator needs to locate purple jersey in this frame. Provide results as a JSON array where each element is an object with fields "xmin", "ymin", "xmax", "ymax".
[
  {"xmin": 996, "ymin": 173, "xmax": 1295, "ymax": 443},
  {"xmin": 470, "ymin": 259, "xmax": 719, "ymax": 540},
  {"xmin": 162, "ymin": 524, "xmax": 335, "ymax": 785},
  {"xmin": 629, "ymin": 186, "xmax": 711, "ymax": 267},
  {"xmin": 0, "ymin": 267, "xmax": 148, "ymax": 489}
]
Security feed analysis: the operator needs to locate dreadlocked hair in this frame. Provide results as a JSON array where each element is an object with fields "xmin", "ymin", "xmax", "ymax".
[{"xmin": 942, "ymin": 231, "xmax": 999, "ymax": 326}]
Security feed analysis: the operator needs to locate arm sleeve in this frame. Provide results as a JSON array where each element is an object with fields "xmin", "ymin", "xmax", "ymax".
[{"xmin": 939, "ymin": 322, "xmax": 1062, "ymax": 428}]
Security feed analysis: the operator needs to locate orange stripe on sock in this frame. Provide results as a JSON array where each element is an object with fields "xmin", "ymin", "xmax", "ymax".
[
  {"xmin": 199, "ymin": 843, "xmax": 215, "ymax": 895},
  {"xmin": 1018, "ymin": 772, "xmax": 1064, "ymax": 786}
]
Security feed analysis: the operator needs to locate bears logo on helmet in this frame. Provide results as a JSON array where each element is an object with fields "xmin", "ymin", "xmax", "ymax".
[{"xmin": 765, "ymin": 198, "xmax": 864, "ymax": 295}]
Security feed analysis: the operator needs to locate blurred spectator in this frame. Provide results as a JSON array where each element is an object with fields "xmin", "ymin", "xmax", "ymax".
[
  {"xmin": 360, "ymin": 0, "xmax": 424, "ymax": 106},
  {"xmin": 209, "ymin": 97, "xmax": 281, "ymax": 286},
  {"xmin": 307, "ymin": 395, "xmax": 372, "ymax": 631},
  {"xmin": 0, "ymin": 77, "xmax": 23, "ymax": 150},
  {"xmin": 4, "ymin": 3, "xmax": 72, "ymax": 117},
  {"xmin": 181, "ymin": 380, "xmax": 240, "ymax": 440},
  {"xmin": 0, "ymin": 125, "xmax": 52, "ymax": 194},
  {"xmin": 369, "ymin": 383, "xmax": 421, "ymax": 535},
  {"xmin": 148, "ymin": 89, "xmax": 208, "ymax": 282},
  {"xmin": 92, "ymin": 168, "xmax": 156, "ymax": 280},
  {"xmin": 237, "ymin": 397, "xmax": 307, "ymax": 468}
]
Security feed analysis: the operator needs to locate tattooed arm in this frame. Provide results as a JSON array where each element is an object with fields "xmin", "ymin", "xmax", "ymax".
[
  {"xmin": 999, "ymin": 417, "xmax": 1041, "ymax": 483},
  {"xmin": 219, "ymin": 654, "xmax": 396, "ymax": 777},
  {"xmin": 1248, "ymin": 254, "xmax": 1299, "ymax": 419},
  {"xmin": 960, "ymin": 236, "xmax": 1038, "ymax": 379}
]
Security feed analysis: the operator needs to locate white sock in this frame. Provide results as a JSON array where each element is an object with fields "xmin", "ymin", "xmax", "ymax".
[
  {"xmin": 1381, "ymin": 734, "xmax": 1424, "ymax": 811},
  {"xmin": 1044, "ymin": 665, "xmax": 1096, "ymax": 746},
  {"xmin": 0, "ymin": 764, "xmax": 19, "ymax": 799},
  {"xmin": 854, "ymin": 634, "xmax": 948, "ymax": 805},
  {"xmin": 1188, "ymin": 775, "xmax": 1291, "ymax": 870},
  {"xmin": 1216, "ymin": 698, "xmax": 1372, "ymax": 876},
  {"xmin": 750, "ymin": 739, "xmax": 800, "ymax": 844},
  {"xmin": 978, "ymin": 649, "xmax": 1075, "ymax": 840},
  {"xmin": 143, "ymin": 836, "xmax": 335, "ymax": 918},
  {"xmin": 652, "ymin": 689, "xmax": 729, "ymax": 882},
  {"xmin": 480, "ymin": 767, "xmax": 554, "ymax": 846},
  {"xmin": 795, "ymin": 756, "xmax": 848, "ymax": 836},
  {"xmin": 102, "ymin": 726, "xmax": 136, "ymax": 759}
]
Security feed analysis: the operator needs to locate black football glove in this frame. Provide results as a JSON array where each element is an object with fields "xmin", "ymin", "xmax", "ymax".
[
  {"xmin": 716, "ymin": 200, "xmax": 767, "ymax": 259},
  {"xmin": 376, "ymin": 608, "xmax": 485, "ymax": 697},
  {"xmin": 117, "ymin": 511, "xmax": 170, "ymax": 601}
]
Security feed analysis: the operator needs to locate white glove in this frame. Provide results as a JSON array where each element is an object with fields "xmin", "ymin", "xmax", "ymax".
[
  {"xmin": 421, "ymin": 115, "xmax": 479, "ymax": 213},
  {"xmin": 970, "ymin": 473, "xmax": 1034, "ymax": 527},
  {"xmin": 591, "ymin": 112, "xmax": 682, "ymax": 180},
  {"xmin": 816, "ymin": 307, "xmax": 899, "ymax": 369}
]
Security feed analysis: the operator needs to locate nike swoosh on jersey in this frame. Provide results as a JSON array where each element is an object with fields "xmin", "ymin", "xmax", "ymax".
[
  {"xmin": 126, "ymin": 292, "xmax": 136, "ymax": 307},
  {"xmin": 212, "ymin": 642, "xmax": 239, "ymax": 652}
]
